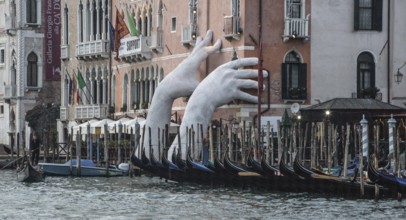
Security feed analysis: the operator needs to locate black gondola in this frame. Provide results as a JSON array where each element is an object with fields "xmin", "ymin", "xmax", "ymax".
[
  {"xmin": 367, "ymin": 160, "xmax": 406, "ymax": 194},
  {"xmin": 16, "ymin": 156, "xmax": 44, "ymax": 183}
]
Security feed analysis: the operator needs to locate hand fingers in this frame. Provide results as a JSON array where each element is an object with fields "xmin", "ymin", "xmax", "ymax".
[
  {"xmin": 205, "ymin": 39, "xmax": 222, "ymax": 54},
  {"xmin": 196, "ymin": 30, "xmax": 213, "ymax": 49},
  {"xmin": 224, "ymin": 57, "xmax": 258, "ymax": 69},
  {"xmin": 235, "ymin": 69, "xmax": 269, "ymax": 79},
  {"xmin": 235, "ymin": 91, "xmax": 258, "ymax": 103},
  {"xmin": 195, "ymin": 36, "xmax": 203, "ymax": 45},
  {"xmin": 236, "ymin": 79, "xmax": 262, "ymax": 90}
]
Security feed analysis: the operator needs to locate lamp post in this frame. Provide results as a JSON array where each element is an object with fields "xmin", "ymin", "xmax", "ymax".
[{"xmin": 395, "ymin": 62, "xmax": 406, "ymax": 84}]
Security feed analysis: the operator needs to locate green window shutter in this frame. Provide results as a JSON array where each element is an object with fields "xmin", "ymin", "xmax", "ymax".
[
  {"xmin": 370, "ymin": 62, "xmax": 376, "ymax": 88},
  {"xmin": 299, "ymin": 63, "xmax": 307, "ymax": 99},
  {"xmin": 354, "ymin": 0, "xmax": 360, "ymax": 30},
  {"xmin": 373, "ymin": 0, "xmax": 383, "ymax": 31},
  {"xmin": 281, "ymin": 63, "xmax": 288, "ymax": 99}
]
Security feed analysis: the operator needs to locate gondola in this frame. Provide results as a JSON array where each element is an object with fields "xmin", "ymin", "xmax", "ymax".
[
  {"xmin": 16, "ymin": 156, "xmax": 44, "ymax": 182},
  {"xmin": 223, "ymin": 147, "xmax": 263, "ymax": 187},
  {"xmin": 367, "ymin": 160, "xmax": 406, "ymax": 194}
]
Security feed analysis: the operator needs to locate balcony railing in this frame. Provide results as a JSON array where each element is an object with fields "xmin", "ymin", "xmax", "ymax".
[
  {"xmin": 283, "ymin": 16, "xmax": 310, "ymax": 42},
  {"xmin": 4, "ymin": 85, "xmax": 16, "ymax": 99},
  {"xmin": 150, "ymin": 29, "xmax": 163, "ymax": 52},
  {"xmin": 76, "ymin": 40, "xmax": 109, "ymax": 60},
  {"xmin": 224, "ymin": 15, "xmax": 240, "ymax": 39},
  {"xmin": 5, "ymin": 15, "xmax": 16, "ymax": 35},
  {"xmin": 61, "ymin": 45, "xmax": 70, "ymax": 60},
  {"xmin": 60, "ymin": 107, "xmax": 69, "ymax": 121},
  {"xmin": 118, "ymin": 35, "xmax": 152, "ymax": 62},
  {"xmin": 75, "ymin": 105, "xmax": 109, "ymax": 120},
  {"xmin": 181, "ymin": 24, "xmax": 195, "ymax": 46}
]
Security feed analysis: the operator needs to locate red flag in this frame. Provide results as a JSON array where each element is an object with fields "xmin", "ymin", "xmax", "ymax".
[{"xmin": 115, "ymin": 9, "xmax": 130, "ymax": 58}]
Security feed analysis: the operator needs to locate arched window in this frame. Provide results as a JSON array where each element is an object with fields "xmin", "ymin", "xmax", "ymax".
[
  {"xmin": 27, "ymin": 52, "xmax": 38, "ymax": 87},
  {"xmin": 357, "ymin": 52, "xmax": 376, "ymax": 98},
  {"xmin": 122, "ymin": 74, "xmax": 128, "ymax": 112},
  {"xmin": 282, "ymin": 51, "xmax": 307, "ymax": 100},
  {"xmin": 27, "ymin": 0, "xmax": 37, "ymax": 24}
]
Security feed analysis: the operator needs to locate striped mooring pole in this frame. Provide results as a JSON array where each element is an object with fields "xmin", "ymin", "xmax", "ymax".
[
  {"xmin": 360, "ymin": 115, "xmax": 369, "ymax": 161},
  {"xmin": 388, "ymin": 114, "xmax": 396, "ymax": 173}
]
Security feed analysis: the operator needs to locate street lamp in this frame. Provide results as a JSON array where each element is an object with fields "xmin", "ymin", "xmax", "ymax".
[{"xmin": 395, "ymin": 62, "xmax": 406, "ymax": 84}]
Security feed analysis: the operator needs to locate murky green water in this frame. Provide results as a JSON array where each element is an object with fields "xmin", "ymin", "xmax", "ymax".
[{"xmin": 1, "ymin": 170, "xmax": 405, "ymax": 219}]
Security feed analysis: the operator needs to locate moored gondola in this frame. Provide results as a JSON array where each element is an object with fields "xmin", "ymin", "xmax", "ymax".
[{"xmin": 367, "ymin": 160, "xmax": 406, "ymax": 195}]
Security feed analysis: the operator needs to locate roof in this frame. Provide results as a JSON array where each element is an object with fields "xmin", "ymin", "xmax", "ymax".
[
  {"xmin": 300, "ymin": 98, "xmax": 406, "ymax": 123},
  {"xmin": 302, "ymin": 98, "xmax": 405, "ymax": 111}
]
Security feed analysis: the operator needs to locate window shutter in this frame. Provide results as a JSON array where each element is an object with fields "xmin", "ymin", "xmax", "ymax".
[
  {"xmin": 354, "ymin": 0, "xmax": 360, "ymax": 30},
  {"xmin": 370, "ymin": 62, "xmax": 376, "ymax": 88},
  {"xmin": 356, "ymin": 62, "xmax": 361, "ymax": 96},
  {"xmin": 373, "ymin": 0, "xmax": 383, "ymax": 31},
  {"xmin": 281, "ymin": 63, "xmax": 288, "ymax": 99},
  {"xmin": 299, "ymin": 63, "xmax": 307, "ymax": 99}
]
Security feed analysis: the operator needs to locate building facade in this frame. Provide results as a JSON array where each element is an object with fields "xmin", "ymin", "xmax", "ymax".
[
  {"xmin": 311, "ymin": 0, "xmax": 406, "ymax": 107},
  {"xmin": 0, "ymin": 0, "xmax": 61, "ymax": 152},
  {"xmin": 58, "ymin": 0, "xmax": 313, "ymax": 143}
]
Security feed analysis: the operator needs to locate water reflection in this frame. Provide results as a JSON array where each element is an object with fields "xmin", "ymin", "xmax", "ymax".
[{"xmin": 1, "ymin": 170, "xmax": 405, "ymax": 219}]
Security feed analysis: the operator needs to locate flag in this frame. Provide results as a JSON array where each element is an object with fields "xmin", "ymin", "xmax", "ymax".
[
  {"xmin": 77, "ymin": 69, "xmax": 86, "ymax": 89},
  {"xmin": 126, "ymin": 8, "xmax": 139, "ymax": 36},
  {"xmin": 115, "ymin": 8, "xmax": 130, "ymax": 57},
  {"xmin": 108, "ymin": 19, "xmax": 115, "ymax": 51},
  {"xmin": 72, "ymin": 74, "xmax": 77, "ymax": 105}
]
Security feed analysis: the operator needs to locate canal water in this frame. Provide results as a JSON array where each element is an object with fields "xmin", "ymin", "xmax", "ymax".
[{"xmin": 1, "ymin": 170, "xmax": 405, "ymax": 219}]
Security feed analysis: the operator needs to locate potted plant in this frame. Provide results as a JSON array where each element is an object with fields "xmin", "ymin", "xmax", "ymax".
[
  {"xmin": 361, "ymin": 86, "xmax": 380, "ymax": 99},
  {"xmin": 288, "ymin": 87, "xmax": 306, "ymax": 99}
]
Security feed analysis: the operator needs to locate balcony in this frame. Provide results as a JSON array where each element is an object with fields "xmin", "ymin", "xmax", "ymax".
[
  {"xmin": 60, "ymin": 106, "xmax": 69, "ymax": 121},
  {"xmin": 76, "ymin": 40, "xmax": 109, "ymax": 60},
  {"xmin": 75, "ymin": 105, "xmax": 109, "ymax": 120},
  {"xmin": 4, "ymin": 85, "xmax": 16, "ymax": 100},
  {"xmin": 224, "ymin": 15, "xmax": 240, "ymax": 40},
  {"xmin": 283, "ymin": 87, "xmax": 307, "ymax": 103},
  {"xmin": 181, "ymin": 24, "xmax": 196, "ymax": 46},
  {"xmin": 150, "ymin": 29, "xmax": 163, "ymax": 52},
  {"xmin": 5, "ymin": 15, "xmax": 16, "ymax": 35},
  {"xmin": 61, "ymin": 45, "xmax": 70, "ymax": 60},
  {"xmin": 118, "ymin": 35, "xmax": 152, "ymax": 62},
  {"xmin": 283, "ymin": 16, "xmax": 310, "ymax": 42}
]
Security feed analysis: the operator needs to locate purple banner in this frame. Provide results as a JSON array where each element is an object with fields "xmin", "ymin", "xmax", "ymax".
[{"xmin": 44, "ymin": 0, "xmax": 61, "ymax": 81}]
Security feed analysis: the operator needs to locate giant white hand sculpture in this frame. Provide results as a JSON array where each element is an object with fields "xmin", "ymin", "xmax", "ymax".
[
  {"xmin": 138, "ymin": 30, "xmax": 221, "ymax": 160},
  {"xmin": 168, "ymin": 58, "xmax": 268, "ymax": 160}
]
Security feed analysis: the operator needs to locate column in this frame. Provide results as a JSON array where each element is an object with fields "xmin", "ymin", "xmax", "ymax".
[
  {"xmin": 97, "ymin": 76, "xmax": 101, "ymax": 105},
  {"xmin": 102, "ymin": 0, "xmax": 107, "ymax": 40},
  {"xmin": 90, "ymin": 76, "xmax": 95, "ymax": 104},
  {"xmin": 102, "ymin": 76, "xmax": 107, "ymax": 104},
  {"xmin": 139, "ymin": 79, "xmax": 144, "ymax": 108},
  {"xmin": 149, "ymin": 77, "xmax": 153, "ymax": 103},
  {"xmin": 96, "ymin": 0, "xmax": 100, "ymax": 40},
  {"xmin": 90, "ymin": 1, "xmax": 94, "ymax": 41}
]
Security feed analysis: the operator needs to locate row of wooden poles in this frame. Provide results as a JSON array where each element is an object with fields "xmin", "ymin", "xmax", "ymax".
[{"xmin": 63, "ymin": 115, "xmax": 406, "ymax": 170}]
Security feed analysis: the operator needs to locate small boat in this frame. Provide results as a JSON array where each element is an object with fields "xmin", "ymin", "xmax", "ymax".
[
  {"xmin": 39, "ymin": 159, "xmax": 128, "ymax": 177},
  {"xmin": 367, "ymin": 160, "xmax": 406, "ymax": 194},
  {"xmin": 16, "ymin": 156, "xmax": 44, "ymax": 182}
]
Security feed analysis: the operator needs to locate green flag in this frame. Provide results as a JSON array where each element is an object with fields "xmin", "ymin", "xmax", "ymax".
[
  {"xmin": 126, "ymin": 9, "xmax": 139, "ymax": 36},
  {"xmin": 77, "ymin": 70, "xmax": 86, "ymax": 89}
]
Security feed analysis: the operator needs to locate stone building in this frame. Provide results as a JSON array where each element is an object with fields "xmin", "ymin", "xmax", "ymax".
[
  {"xmin": 0, "ymin": 0, "xmax": 61, "ymax": 152},
  {"xmin": 58, "ymin": 0, "xmax": 312, "ymax": 143}
]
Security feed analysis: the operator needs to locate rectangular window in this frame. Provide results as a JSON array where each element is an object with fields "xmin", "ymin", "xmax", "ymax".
[
  {"xmin": 286, "ymin": 0, "xmax": 303, "ymax": 19},
  {"xmin": 354, "ymin": 0, "xmax": 382, "ymax": 31},
  {"xmin": 0, "ymin": 48, "xmax": 4, "ymax": 64},
  {"xmin": 171, "ymin": 17, "xmax": 176, "ymax": 32},
  {"xmin": 281, "ymin": 63, "xmax": 307, "ymax": 100},
  {"xmin": 0, "ymin": 105, "xmax": 3, "ymax": 116},
  {"xmin": 27, "ymin": 0, "xmax": 37, "ymax": 24}
]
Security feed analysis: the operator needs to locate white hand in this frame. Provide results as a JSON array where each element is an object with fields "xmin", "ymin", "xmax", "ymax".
[{"xmin": 169, "ymin": 58, "xmax": 268, "ymax": 160}]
